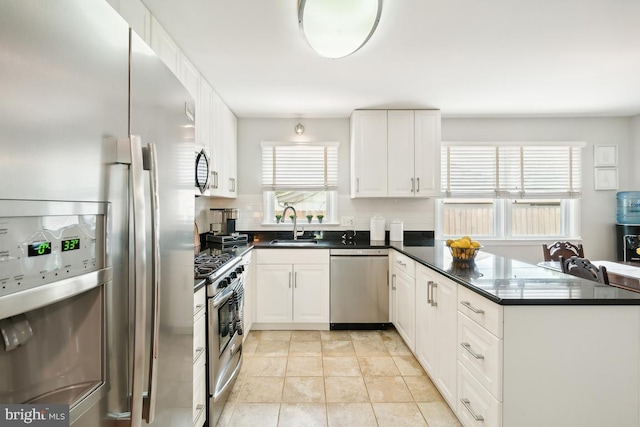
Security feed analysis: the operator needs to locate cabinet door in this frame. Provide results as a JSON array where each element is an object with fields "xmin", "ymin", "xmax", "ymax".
[
  {"xmin": 179, "ymin": 53, "xmax": 200, "ymax": 101},
  {"xmin": 119, "ymin": 0, "xmax": 151, "ymax": 45},
  {"xmin": 387, "ymin": 110, "xmax": 416, "ymax": 197},
  {"xmin": 415, "ymin": 266, "xmax": 437, "ymax": 377},
  {"xmin": 394, "ymin": 268, "xmax": 416, "ymax": 351},
  {"xmin": 414, "ymin": 110, "xmax": 441, "ymax": 196},
  {"xmin": 150, "ymin": 16, "xmax": 179, "ymax": 76},
  {"xmin": 209, "ymin": 90, "xmax": 224, "ymax": 196},
  {"xmin": 350, "ymin": 110, "xmax": 388, "ymax": 197},
  {"xmin": 293, "ymin": 264, "xmax": 330, "ymax": 323},
  {"xmin": 434, "ymin": 276, "xmax": 457, "ymax": 406},
  {"xmin": 224, "ymin": 106, "xmax": 238, "ymax": 198},
  {"xmin": 256, "ymin": 264, "xmax": 292, "ymax": 322},
  {"xmin": 242, "ymin": 252, "xmax": 255, "ymax": 335}
]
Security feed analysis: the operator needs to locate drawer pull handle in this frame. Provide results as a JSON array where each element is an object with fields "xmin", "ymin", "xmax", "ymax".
[
  {"xmin": 460, "ymin": 301, "xmax": 484, "ymax": 314},
  {"xmin": 396, "ymin": 260, "xmax": 406, "ymax": 267},
  {"xmin": 194, "ymin": 404, "xmax": 205, "ymax": 422},
  {"xmin": 460, "ymin": 398, "xmax": 484, "ymax": 421},
  {"xmin": 195, "ymin": 304, "xmax": 205, "ymax": 311},
  {"xmin": 194, "ymin": 346, "xmax": 205, "ymax": 361},
  {"xmin": 461, "ymin": 342, "xmax": 485, "ymax": 359}
]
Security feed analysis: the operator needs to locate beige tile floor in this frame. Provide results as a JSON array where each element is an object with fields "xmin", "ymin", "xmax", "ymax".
[{"xmin": 217, "ymin": 328, "xmax": 461, "ymax": 427}]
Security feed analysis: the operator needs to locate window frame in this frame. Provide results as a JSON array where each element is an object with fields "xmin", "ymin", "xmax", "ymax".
[
  {"xmin": 437, "ymin": 141, "xmax": 584, "ymax": 241},
  {"xmin": 261, "ymin": 141, "xmax": 339, "ymax": 225}
]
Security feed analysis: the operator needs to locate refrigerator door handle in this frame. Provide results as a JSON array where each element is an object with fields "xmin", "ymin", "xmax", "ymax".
[
  {"xmin": 142, "ymin": 141, "xmax": 160, "ymax": 423},
  {"xmin": 128, "ymin": 135, "xmax": 148, "ymax": 427}
]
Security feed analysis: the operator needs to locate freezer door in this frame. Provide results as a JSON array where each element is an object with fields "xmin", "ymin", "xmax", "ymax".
[{"xmin": 0, "ymin": 1, "xmax": 131, "ymax": 427}]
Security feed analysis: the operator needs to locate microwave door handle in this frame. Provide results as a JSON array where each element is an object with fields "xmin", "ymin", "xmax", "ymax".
[
  {"xmin": 142, "ymin": 142, "xmax": 160, "ymax": 423},
  {"xmin": 127, "ymin": 135, "xmax": 148, "ymax": 427}
]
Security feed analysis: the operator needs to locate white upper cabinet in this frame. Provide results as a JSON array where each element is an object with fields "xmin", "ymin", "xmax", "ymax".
[
  {"xmin": 211, "ymin": 92, "xmax": 237, "ymax": 198},
  {"xmin": 179, "ymin": 53, "xmax": 200, "ymax": 102},
  {"xmin": 351, "ymin": 109, "xmax": 441, "ymax": 198},
  {"xmin": 118, "ymin": 0, "xmax": 151, "ymax": 45},
  {"xmin": 387, "ymin": 110, "xmax": 415, "ymax": 197},
  {"xmin": 350, "ymin": 110, "xmax": 388, "ymax": 197},
  {"xmin": 413, "ymin": 110, "xmax": 441, "ymax": 195},
  {"xmin": 150, "ymin": 16, "xmax": 180, "ymax": 76}
]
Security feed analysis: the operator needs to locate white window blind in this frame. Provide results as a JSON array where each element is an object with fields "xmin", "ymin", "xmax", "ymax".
[
  {"xmin": 441, "ymin": 143, "xmax": 583, "ymax": 198},
  {"xmin": 261, "ymin": 141, "xmax": 339, "ymax": 190}
]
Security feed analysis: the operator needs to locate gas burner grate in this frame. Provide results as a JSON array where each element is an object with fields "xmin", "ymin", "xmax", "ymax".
[{"xmin": 194, "ymin": 252, "xmax": 236, "ymax": 279}]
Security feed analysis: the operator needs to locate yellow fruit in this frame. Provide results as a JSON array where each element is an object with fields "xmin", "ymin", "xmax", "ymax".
[
  {"xmin": 456, "ymin": 239, "xmax": 471, "ymax": 249},
  {"xmin": 450, "ymin": 241, "xmax": 460, "ymax": 248},
  {"xmin": 461, "ymin": 236, "xmax": 473, "ymax": 242},
  {"xmin": 446, "ymin": 239, "xmax": 454, "ymax": 246},
  {"xmin": 471, "ymin": 241, "xmax": 481, "ymax": 248}
]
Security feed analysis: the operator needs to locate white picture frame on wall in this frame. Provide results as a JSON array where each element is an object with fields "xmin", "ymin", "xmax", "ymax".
[
  {"xmin": 594, "ymin": 167, "xmax": 618, "ymax": 190},
  {"xmin": 594, "ymin": 145, "xmax": 618, "ymax": 167}
]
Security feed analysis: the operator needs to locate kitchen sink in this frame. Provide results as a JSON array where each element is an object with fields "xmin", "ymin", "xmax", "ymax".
[{"xmin": 269, "ymin": 239, "xmax": 318, "ymax": 246}]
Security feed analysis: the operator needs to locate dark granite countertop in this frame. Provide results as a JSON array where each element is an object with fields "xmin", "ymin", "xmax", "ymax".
[
  {"xmin": 196, "ymin": 232, "xmax": 640, "ymax": 305},
  {"xmin": 395, "ymin": 244, "xmax": 640, "ymax": 305}
]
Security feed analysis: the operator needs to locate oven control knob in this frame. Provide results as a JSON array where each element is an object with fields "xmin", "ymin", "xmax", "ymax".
[
  {"xmin": 220, "ymin": 278, "xmax": 231, "ymax": 288},
  {"xmin": 236, "ymin": 265, "xmax": 245, "ymax": 274},
  {"xmin": 229, "ymin": 272, "xmax": 237, "ymax": 280}
]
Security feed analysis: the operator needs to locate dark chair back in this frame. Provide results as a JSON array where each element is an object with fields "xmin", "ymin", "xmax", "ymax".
[
  {"xmin": 543, "ymin": 241, "xmax": 584, "ymax": 262},
  {"xmin": 559, "ymin": 256, "xmax": 609, "ymax": 284}
]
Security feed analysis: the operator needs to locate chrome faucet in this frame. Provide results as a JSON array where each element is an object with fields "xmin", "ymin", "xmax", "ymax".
[{"xmin": 282, "ymin": 205, "xmax": 298, "ymax": 240}]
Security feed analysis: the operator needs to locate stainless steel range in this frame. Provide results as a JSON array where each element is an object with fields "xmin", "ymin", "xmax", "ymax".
[{"xmin": 195, "ymin": 249, "xmax": 244, "ymax": 427}]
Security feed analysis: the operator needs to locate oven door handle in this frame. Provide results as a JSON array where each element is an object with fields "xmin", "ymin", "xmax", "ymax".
[
  {"xmin": 213, "ymin": 346, "xmax": 243, "ymax": 402},
  {"xmin": 142, "ymin": 142, "xmax": 160, "ymax": 424}
]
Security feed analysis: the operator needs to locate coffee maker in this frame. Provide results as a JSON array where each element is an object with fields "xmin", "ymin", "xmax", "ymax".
[
  {"xmin": 209, "ymin": 208, "xmax": 238, "ymax": 235},
  {"xmin": 208, "ymin": 208, "xmax": 247, "ymax": 245}
]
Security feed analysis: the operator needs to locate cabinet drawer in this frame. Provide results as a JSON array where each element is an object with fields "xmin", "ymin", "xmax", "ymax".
[
  {"xmin": 457, "ymin": 285, "xmax": 503, "ymax": 338},
  {"xmin": 194, "ymin": 286, "xmax": 206, "ymax": 318},
  {"xmin": 192, "ymin": 361, "xmax": 206, "ymax": 426},
  {"xmin": 457, "ymin": 362, "xmax": 502, "ymax": 427},
  {"xmin": 392, "ymin": 251, "xmax": 415, "ymax": 278},
  {"xmin": 193, "ymin": 314, "xmax": 206, "ymax": 363},
  {"xmin": 256, "ymin": 248, "xmax": 329, "ymax": 265},
  {"xmin": 458, "ymin": 312, "xmax": 503, "ymax": 400}
]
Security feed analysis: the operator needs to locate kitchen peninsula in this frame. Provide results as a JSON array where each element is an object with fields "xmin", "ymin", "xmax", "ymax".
[{"xmin": 248, "ymin": 237, "xmax": 640, "ymax": 427}]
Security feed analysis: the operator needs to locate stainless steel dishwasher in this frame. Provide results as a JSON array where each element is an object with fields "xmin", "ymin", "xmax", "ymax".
[{"xmin": 330, "ymin": 248, "xmax": 389, "ymax": 330}]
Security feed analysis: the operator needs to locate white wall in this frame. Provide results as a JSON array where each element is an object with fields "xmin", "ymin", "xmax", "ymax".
[
  {"xmin": 631, "ymin": 115, "xmax": 640, "ymax": 187},
  {"xmin": 198, "ymin": 116, "xmax": 635, "ymax": 264}
]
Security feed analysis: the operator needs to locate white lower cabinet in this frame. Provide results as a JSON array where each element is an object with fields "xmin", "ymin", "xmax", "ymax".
[
  {"xmin": 391, "ymin": 251, "xmax": 416, "ymax": 351},
  {"xmin": 255, "ymin": 249, "xmax": 329, "ymax": 327},
  {"xmin": 457, "ymin": 363, "xmax": 502, "ymax": 427},
  {"xmin": 392, "ymin": 253, "xmax": 640, "ymax": 427},
  {"xmin": 241, "ymin": 250, "xmax": 255, "ymax": 336},
  {"xmin": 192, "ymin": 287, "xmax": 206, "ymax": 427},
  {"xmin": 414, "ymin": 263, "xmax": 457, "ymax": 407}
]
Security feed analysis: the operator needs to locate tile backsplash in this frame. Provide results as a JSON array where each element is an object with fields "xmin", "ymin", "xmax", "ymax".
[{"xmin": 197, "ymin": 194, "xmax": 436, "ymax": 233}]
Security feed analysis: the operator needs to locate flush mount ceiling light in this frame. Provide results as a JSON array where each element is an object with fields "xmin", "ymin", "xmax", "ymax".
[
  {"xmin": 295, "ymin": 122, "xmax": 305, "ymax": 135},
  {"xmin": 298, "ymin": 0, "xmax": 383, "ymax": 59}
]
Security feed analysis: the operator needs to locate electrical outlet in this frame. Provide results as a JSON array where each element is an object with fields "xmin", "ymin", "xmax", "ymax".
[{"xmin": 341, "ymin": 216, "xmax": 354, "ymax": 227}]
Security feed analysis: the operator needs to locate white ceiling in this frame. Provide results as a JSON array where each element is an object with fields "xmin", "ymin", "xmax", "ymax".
[{"xmin": 143, "ymin": 0, "xmax": 640, "ymax": 119}]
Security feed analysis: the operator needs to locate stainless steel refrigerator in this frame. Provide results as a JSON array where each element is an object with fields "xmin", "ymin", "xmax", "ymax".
[{"xmin": 0, "ymin": 1, "xmax": 196, "ymax": 426}]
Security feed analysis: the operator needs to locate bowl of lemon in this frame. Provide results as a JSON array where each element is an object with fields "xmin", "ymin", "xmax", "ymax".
[{"xmin": 445, "ymin": 236, "xmax": 482, "ymax": 262}]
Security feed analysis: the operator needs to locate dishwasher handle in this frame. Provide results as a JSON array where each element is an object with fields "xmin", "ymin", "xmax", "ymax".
[{"xmin": 329, "ymin": 249, "xmax": 389, "ymax": 256}]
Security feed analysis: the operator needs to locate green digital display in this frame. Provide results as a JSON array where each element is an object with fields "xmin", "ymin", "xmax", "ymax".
[
  {"xmin": 28, "ymin": 241, "xmax": 52, "ymax": 257},
  {"xmin": 62, "ymin": 238, "xmax": 81, "ymax": 252}
]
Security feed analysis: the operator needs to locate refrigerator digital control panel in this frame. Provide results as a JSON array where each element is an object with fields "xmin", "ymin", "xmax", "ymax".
[{"xmin": 0, "ymin": 203, "xmax": 105, "ymax": 298}]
